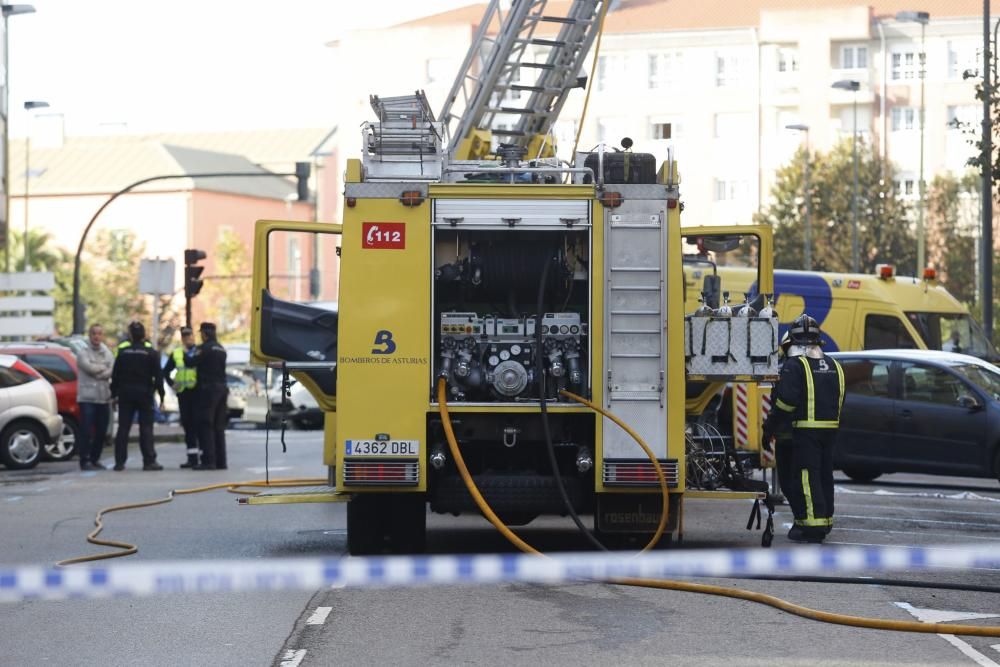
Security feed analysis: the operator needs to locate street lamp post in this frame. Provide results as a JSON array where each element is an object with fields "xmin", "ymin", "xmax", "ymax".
[
  {"xmin": 897, "ymin": 11, "xmax": 931, "ymax": 272},
  {"xmin": 786, "ymin": 123, "xmax": 811, "ymax": 270},
  {"xmin": 21, "ymin": 99, "xmax": 47, "ymax": 272},
  {"xmin": 832, "ymin": 79, "xmax": 861, "ymax": 272},
  {"xmin": 1, "ymin": 4, "xmax": 36, "ymax": 273}
]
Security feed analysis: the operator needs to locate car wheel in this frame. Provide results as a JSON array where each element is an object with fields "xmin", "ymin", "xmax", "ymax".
[
  {"xmin": 842, "ymin": 467, "xmax": 881, "ymax": 483},
  {"xmin": 0, "ymin": 420, "xmax": 45, "ymax": 470},
  {"xmin": 44, "ymin": 416, "xmax": 79, "ymax": 462}
]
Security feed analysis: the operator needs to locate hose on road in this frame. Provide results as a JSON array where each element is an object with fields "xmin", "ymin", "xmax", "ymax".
[
  {"xmin": 437, "ymin": 377, "xmax": 1000, "ymax": 638},
  {"xmin": 56, "ymin": 478, "xmax": 326, "ymax": 567}
]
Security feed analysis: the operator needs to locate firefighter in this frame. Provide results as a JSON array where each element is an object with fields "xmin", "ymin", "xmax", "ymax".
[
  {"xmin": 185, "ymin": 322, "xmax": 228, "ymax": 470},
  {"xmin": 762, "ymin": 314, "xmax": 844, "ymax": 543},
  {"xmin": 766, "ymin": 331, "xmax": 795, "ymax": 502},
  {"xmin": 164, "ymin": 326, "xmax": 199, "ymax": 468},
  {"xmin": 111, "ymin": 321, "xmax": 165, "ymax": 471}
]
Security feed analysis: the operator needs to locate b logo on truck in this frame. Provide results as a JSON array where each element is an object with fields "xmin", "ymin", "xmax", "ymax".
[{"xmin": 363, "ymin": 222, "xmax": 406, "ymax": 249}]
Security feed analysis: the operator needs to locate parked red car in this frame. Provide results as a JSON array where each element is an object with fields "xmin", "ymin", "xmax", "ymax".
[{"xmin": 0, "ymin": 343, "xmax": 80, "ymax": 462}]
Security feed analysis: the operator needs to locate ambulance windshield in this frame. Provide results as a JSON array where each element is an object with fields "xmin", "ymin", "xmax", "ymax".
[{"xmin": 906, "ymin": 312, "xmax": 999, "ymax": 362}]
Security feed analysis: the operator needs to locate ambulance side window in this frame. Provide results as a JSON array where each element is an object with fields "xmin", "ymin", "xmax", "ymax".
[{"xmin": 864, "ymin": 315, "xmax": 917, "ymax": 350}]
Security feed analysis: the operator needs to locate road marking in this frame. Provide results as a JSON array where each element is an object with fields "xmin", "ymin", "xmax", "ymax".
[
  {"xmin": 279, "ymin": 649, "xmax": 306, "ymax": 667},
  {"xmin": 34, "ymin": 487, "xmax": 50, "ymax": 493},
  {"xmin": 895, "ymin": 603, "xmax": 1000, "ymax": 667},
  {"xmin": 837, "ymin": 487, "xmax": 1000, "ymax": 504},
  {"xmin": 836, "ymin": 514, "xmax": 1000, "ymax": 529},
  {"xmin": 306, "ymin": 606, "xmax": 332, "ymax": 625},
  {"xmin": 5, "ymin": 496, "xmax": 22, "ymax": 503},
  {"xmin": 837, "ymin": 502, "xmax": 1000, "ymax": 518},
  {"xmin": 832, "ymin": 526, "xmax": 1000, "ymax": 542},
  {"xmin": 992, "ymin": 644, "xmax": 1000, "ymax": 655}
]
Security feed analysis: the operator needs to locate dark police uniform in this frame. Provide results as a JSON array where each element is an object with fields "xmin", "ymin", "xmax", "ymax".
[
  {"xmin": 764, "ymin": 351, "xmax": 845, "ymax": 542},
  {"xmin": 186, "ymin": 336, "xmax": 228, "ymax": 469},
  {"xmin": 163, "ymin": 344, "xmax": 199, "ymax": 467},
  {"xmin": 111, "ymin": 339, "xmax": 165, "ymax": 469}
]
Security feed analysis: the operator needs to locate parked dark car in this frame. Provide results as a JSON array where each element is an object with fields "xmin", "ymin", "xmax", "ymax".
[{"xmin": 829, "ymin": 350, "xmax": 1000, "ymax": 483}]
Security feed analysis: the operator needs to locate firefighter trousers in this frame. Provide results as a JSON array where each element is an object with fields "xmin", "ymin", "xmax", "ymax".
[{"xmin": 785, "ymin": 428, "xmax": 835, "ymax": 538}]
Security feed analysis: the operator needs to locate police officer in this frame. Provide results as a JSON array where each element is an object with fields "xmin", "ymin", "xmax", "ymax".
[
  {"xmin": 762, "ymin": 314, "xmax": 844, "ymax": 543},
  {"xmin": 164, "ymin": 326, "xmax": 199, "ymax": 468},
  {"xmin": 186, "ymin": 322, "xmax": 228, "ymax": 470},
  {"xmin": 111, "ymin": 321, "xmax": 165, "ymax": 471}
]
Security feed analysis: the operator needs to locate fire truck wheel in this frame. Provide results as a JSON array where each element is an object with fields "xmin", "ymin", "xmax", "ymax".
[
  {"xmin": 347, "ymin": 495, "xmax": 389, "ymax": 555},
  {"xmin": 388, "ymin": 495, "xmax": 427, "ymax": 554}
]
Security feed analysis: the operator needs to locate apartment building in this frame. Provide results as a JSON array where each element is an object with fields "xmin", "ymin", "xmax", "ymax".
[{"xmin": 328, "ymin": 0, "xmax": 996, "ymax": 227}]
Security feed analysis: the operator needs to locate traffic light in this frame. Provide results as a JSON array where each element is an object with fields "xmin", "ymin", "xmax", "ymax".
[
  {"xmin": 184, "ymin": 248, "xmax": 207, "ymax": 299},
  {"xmin": 295, "ymin": 161, "xmax": 311, "ymax": 202}
]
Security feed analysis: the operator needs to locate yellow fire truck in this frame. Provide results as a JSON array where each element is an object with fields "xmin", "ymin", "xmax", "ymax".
[{"xmin": 248, "ymin": 0, "xmax": 779, "ymax": 554}]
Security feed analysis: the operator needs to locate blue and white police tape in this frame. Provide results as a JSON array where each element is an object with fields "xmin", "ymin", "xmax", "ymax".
[{"xmin": 3, "ymin": 543, "xmax": 1000, "ymax": 602}]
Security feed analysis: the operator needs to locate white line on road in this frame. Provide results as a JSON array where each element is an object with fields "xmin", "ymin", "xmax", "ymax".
[
  {"xmin": 837, "ymin": 487, "xmax": 1000, "ymax": 504},
  {"xmin": 244, "ymin": 466, "xmax": 292, "ymax": 474},
  {"xmin": 5, "ymin": 496, "xmax": 22, "ymax": 503},
  {"xmin": 836, "ymin": 514, "xmax": 1000, "ymax": 529},
  {"xmin": 279, "ymin": 649, "xmax": 307, "ymax": 667},
  {"xmin": 34, "ymin": 487, "xmax": 50, "ymax": 493},
  {"xmin": 895, "ymin": 603, "xmax": 1000, "ymax": 667},
  {"xmin": 306, "ymin": 606, "xmax": 332, "ymax": 626},
  {"xmin": 992, "ymin": 644, "xmax": 1000, "ymax": 655},
  {"xmin": 831, "ymin": 526, "xmax": 1000, "ymax": 542},
  {"xmin": 837, "ymin": 503, "xmax": 1000, "ymax": 518}
]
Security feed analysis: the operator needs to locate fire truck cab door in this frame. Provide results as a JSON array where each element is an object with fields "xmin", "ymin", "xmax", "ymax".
[{"xmin": 251, "ymin": 220, "xmax": 342, "ymax": 412}]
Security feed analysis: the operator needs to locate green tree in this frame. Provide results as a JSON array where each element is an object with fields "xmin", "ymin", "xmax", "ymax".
[
  {"xmin": 926, "ymin": 172, "xmax": 980, "ymax": 305},
  {"xmin": 202, "ymin": 229, "xmax": 251, "ymax": 342},
  {"xmin": 754, "ymin": 138, "xmax": 916, "ymax": 275},
  {"xmin": 72, "ymin": 229, "xmax": 149, "ymax": 341}
]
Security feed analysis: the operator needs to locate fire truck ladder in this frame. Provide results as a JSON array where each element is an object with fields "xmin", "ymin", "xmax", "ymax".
[{"xmin": 439, "ymin": 0, "xmax": 606, "ymax": 160}]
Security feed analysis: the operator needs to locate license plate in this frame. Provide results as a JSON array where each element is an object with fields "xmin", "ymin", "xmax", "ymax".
[{"xmin": 345, "ymin": 439, "xmax": 419, "ymax": 456}]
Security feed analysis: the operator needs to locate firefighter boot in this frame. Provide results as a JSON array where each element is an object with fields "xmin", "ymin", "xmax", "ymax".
[{"xmin": 180, "ymin": 452, "xmax": 199, "ymax": 469}]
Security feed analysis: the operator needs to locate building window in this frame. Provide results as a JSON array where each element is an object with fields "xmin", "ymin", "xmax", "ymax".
[
  {"xmin": 716, "ymin": 52, "xmax": 744, "ymax": 87},
  {"xmin": 891, "ymin": 50, "xmax": 919, "ymax": 80},
  {"xmin": 777, "ymin": 47, "xmax": 799, "ymax": 73},
  {"xmin": 948, "ymin": 41, "xmax": 981, "ymax": 79},
  {"xmin": 891, "ymin": 106, "xmax": 920, "ymax": 131},
  {"xmin": 714, "ymin": 179, "xmax": 749, "ymax": 202},
  {"xmin": 947, "ymin": 105, "xmax": 979, "ymax": 130},
  {"xmin": 840, "ymin": 45, "xmax": 868, "ymax": 70},
  {"xmin": 894, "ymin": 176, "xmax": 918, "ymax": 199},
  {"xmin": 597, "ymin": 55, "xmax": 626, "ymax": 91},
  {"xmin": 648, "ymin": 51, "xmax": 682, "ymax": 89},
  {"xmin": 651, "ymin": 121, "xmax": 680, "ymax": 140},
  {"xmin": 426, "ymin": 58, "xmax": 452, "ymax": 85}
]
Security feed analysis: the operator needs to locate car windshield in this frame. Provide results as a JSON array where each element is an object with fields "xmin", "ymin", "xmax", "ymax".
[
  {"xmin": 949, "ymin": 362, "xmax": 1000, "ymax": 401},
  {"xmin": 905, "ymin": 312, "xmax": 998, "ymax": 361}
]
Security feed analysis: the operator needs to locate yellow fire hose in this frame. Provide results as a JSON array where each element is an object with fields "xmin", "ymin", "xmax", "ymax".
[
  {"xmin": 56, "ymin": 478, "xmax": 326, "ymax": 567},
  {"xmin": 436, "ymin": 378, "xmax": 1000, "ymax": 637}
]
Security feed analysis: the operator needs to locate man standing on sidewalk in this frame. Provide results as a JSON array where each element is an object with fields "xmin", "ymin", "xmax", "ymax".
[
  {"xmin": 111, "ymin": 321, "xmax": 165, "ymax": 471},
  {"xmin": 163, "ymin": 326, "xmax": 199, "ymax": 468},
  {"xmin": 74, "ymin": 323, "xmax": 114, "ymax": 470},
  {"xmin": 186, "ymin": 322, "xmax": 228, "ymax": 470}
]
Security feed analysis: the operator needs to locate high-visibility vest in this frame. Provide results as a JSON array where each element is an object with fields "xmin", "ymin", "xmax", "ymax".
[{"xmin": 171, "ymin": 346, "xmax": 197, "ymax": 392}]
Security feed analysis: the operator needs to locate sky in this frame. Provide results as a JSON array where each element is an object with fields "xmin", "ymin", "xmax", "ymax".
[{"xmin": 7, "ymin": 0, "xmax": 475, "ymax": 137}]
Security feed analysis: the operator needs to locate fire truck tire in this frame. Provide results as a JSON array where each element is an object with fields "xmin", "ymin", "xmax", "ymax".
[
  {"xmin": 347, "ymin": 495, "xmax": 389, "ymax": 556},
  {"xmin": 388, "ymin": 495, "xmax": 427, "ymax": 554}
]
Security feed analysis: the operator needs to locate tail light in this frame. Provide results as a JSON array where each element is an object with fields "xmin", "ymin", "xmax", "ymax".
[
  {"xmin": 342, "ymin": 459, "xmax": 419, "ymax": 486},
  {"xmin": 12, "ymin": 360, "xmax": 41, "ymax": 378}
]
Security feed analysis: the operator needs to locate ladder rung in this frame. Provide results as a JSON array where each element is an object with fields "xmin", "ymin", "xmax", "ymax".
[
  {"xmin": 611, "ymin": 353, "xmax": 661, "ymax": 359},
  {"xmin": 509, "ymin": 84, "xmax": 564, "ymax": 93},
  {"xmin": 521, "ymin": 38, "xmax": 567, "ymax": 47},
  {"xmin": 611, "ymin": 310, "xmax": 660, "ymax": 316},
  {"xmin": 539, "ymin": 15, "xmax": 591, "ymax": 25},
  {"xmin": 610, "ymin": 286, "xmax": 660, "ymax": 291},
  {"xmin": 611, "ymin": 330, "xmax": 661, "ymax": 335},
  {"xmin": 485, "ymin": 107, "xmax": 543, "ymax": 115},
  {"xmin": 515, "ymin": 62, "xmax": 556, "ymax": 70},
  {"xmin": 610, "ymin": 267, "xmax": 659, "ymax": 272},
  {"xmin": 491, "ymin": 129, "xmax": 527, "ymax": 136}
]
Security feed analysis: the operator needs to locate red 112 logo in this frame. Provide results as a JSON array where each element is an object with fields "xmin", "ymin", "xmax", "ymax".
[{"xmin": 362, "ymin": 222, "xmax": 406, "ymax": 249}]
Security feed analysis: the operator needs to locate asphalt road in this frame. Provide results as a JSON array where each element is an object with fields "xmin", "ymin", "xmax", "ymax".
[{"xmin": 2, "ymin": 430, "xmax": 1000, "ymax": 666}]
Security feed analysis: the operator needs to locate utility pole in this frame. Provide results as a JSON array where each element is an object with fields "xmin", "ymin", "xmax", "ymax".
[{"xmin": 985, "ymin": 0, "xmax": 994, "ymax": 342}]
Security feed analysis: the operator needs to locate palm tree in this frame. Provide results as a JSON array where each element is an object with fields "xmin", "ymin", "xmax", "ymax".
[{"xmin": 9, "ymin": 229, "xmax": 69, "ymax": 273}]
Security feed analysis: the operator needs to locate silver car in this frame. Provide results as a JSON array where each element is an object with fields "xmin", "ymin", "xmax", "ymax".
[{"xmin": 0, "ymin": 354, "xmax": 63, "ymax": 469}]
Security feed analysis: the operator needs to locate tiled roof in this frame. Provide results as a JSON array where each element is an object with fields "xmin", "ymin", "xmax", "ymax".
[
  {"xmin": 394, "ymin": 0, "xmax": 999, "ymax": 33},
  {"xmin": 10, "ymin": 128, "xmax": 334, "ymax": 199}
]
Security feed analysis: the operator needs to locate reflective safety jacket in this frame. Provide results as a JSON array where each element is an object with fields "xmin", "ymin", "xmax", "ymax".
[
  {"xmin": 164, "ymin": 346, "xmax": 197, "ymax": 393},
  {"xmin": 767, "ymin": 352, "xmax": 845, "ymax": 431}
]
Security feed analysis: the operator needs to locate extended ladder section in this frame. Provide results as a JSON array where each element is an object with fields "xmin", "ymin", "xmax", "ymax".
[
  {"xmin": 440, "ymin": 0, "xmax": 605, "ymax": 160},
  {"xmin": 363, "ymin": 91, "xmax": 444, "ymax": 181},
  {"xmin": 603, "ymin": 202, "xmax": 673, "ymax": 483}
]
